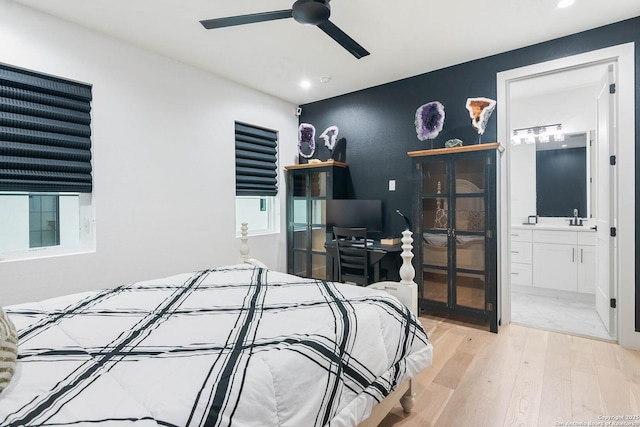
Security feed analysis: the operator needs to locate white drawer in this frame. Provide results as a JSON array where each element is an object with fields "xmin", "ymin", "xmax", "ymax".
[
  {"xmin": 511, "ymin": 263, "xmax": 532, "ymax": 286},
  {"xmin": 533, "ymin": 230, "xmax": 578, "ymax": 245},
  {"xmin": 511, "ymin": 229, "xmax": 533, "ymax": 242},
  {"xmin": 578, "ymin": 231, "xmax": 596, "ymax": 246},
  {"xmin": 511, "ymin": 241, "xmax": 532, "ymax": 264}
]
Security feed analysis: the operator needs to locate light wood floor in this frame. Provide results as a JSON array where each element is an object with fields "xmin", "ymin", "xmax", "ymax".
[{"xmin": 379, "ymin": 314, "xmax": 640, "ymax": 427}]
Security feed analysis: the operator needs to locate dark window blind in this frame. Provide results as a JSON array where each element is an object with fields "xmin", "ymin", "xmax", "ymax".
[
  {"xmin": 0, "ymin": 64, "xmax": 92, "ymax": 193},
  {"xmin": 235, "ymin": 122, "xmax": 278, "ymax": 196}
]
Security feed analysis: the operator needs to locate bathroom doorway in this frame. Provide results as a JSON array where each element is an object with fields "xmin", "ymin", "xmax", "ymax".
[{"xmin": 496, "ymin": 43, "xmax": 636, "ymax": 346}]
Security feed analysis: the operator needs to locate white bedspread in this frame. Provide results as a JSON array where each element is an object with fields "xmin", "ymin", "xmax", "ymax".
[{"xmin": 0, "ymin": 265, "xmax": 432, "ymax": 427}]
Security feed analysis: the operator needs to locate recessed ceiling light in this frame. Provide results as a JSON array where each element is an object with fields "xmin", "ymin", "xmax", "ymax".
[
  {"xmin": 300, "ymin": 79, "xmax": 311, "ymax": 89},
  {"xmin": 557, "ymin": 0, "xmax": 575, "ymax": 8},
  {"xmin": 319, "ymin": 76, "xmax": 331, "ymax": 84},
  {"xmin": 561, "ymin": 144, "xmax": 568, "ymax": 147}
]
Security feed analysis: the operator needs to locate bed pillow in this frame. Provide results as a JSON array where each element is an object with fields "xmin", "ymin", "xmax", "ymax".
[{"xmin": 0, "ymin": 307, "xmax": 18, "ymax": 393}]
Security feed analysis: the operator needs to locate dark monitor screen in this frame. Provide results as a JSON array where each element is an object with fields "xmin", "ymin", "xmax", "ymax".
[{"xmin": 326, "ymin": 199, "xmax": 382, "ymax": 233}]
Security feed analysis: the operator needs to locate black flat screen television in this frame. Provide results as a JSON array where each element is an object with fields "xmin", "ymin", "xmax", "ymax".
[{"xmin": 326, "ymin": 199, "xmax": 383, "ymax": 233}]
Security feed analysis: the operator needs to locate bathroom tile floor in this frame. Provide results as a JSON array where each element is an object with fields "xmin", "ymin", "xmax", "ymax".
[{"xmin": 511, "ymin": 290, "xmax": 612, "ymax": 340}]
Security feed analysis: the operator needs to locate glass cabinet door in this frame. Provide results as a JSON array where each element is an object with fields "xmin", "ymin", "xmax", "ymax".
[
  {"xmin": 310, "ymin": 198, "xmax": 327, "ymax": 279},
  {"xmin": 289, "ymin": 169, "xmax": 329, "ymax": 279},
  {"xmin": 452, "ymin": 156, "xmax": 487, "ymax": 310},
  {"xmin": 309, "ymin": 171, "xmax": 327, "ymax": 198},
  {"xmin": 421, "ymin": 159, "xmax": 450, "ymax": 305},
  {"xmin": 291, "ymin": 196, "xmax": 308, "ymax": 277}
]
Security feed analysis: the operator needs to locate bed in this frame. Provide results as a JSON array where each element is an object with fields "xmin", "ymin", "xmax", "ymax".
[{"xmin": 0, "ymin": 230, "xmax": 432, "ymax": 427}]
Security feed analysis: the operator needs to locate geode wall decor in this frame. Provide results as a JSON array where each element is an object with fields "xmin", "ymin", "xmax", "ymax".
[
  {"xmin": 319, "ymin": 125, "xmax": 339, "ymax": 151},
  {"xmin": 465, "ymin": 97, "xmax": 496, "ymax": 136},
  {"xmin": 415, "ymin": 101, "xmax": 445, "ymax": 141},
  {"xmin": 298, "ymin": 123, "xmax": 316, "ymax": 159}
]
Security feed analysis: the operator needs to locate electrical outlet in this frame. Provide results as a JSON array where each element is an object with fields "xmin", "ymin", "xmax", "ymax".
[{"xmin": 389, "ymin": 180, "xmax": 396, "ymax": 191}]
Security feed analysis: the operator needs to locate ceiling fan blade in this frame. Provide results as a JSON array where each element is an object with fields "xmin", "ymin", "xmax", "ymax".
[
  {"xmin": 200, "ymin": 10, "xmax": 293, "ymax": 29},
  {"xmin": 317, "ymin": 20, "xmax": 370, "ymax": 59}
]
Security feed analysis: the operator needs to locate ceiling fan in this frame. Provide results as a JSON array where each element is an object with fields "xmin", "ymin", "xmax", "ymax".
[{"xmin": 199, "ymin": 0, "xmax": 370, "ymax": 59}]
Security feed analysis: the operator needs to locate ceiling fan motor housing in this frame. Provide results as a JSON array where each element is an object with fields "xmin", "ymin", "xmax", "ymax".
[{"xmin": 292, "ymin": 0, "xmax": 331, "ymax": 25}]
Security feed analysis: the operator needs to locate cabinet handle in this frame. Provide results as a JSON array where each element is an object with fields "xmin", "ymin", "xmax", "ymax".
[
  {"xmin": 511, "ymin": 272, "xmax": 520, "ymax": 275},
  {"xmin": 573, "ymin": 247, "xmax": 575, "ymax": 263},
  {"xmin": 581, "ymin": 248, "xmax": 583, "ymax": 263},
  {"xmin": 512, "ymin": 234, "xmax": 519, "ymax": 237},
  {"xmin": 511, "ymin": 251, "xmax": 519, "ymax": 254}
]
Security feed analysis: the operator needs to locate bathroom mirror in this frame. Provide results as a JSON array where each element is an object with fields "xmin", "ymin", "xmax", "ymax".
[{"xmin": 536, "ymin": 132, "xmax": 590, "ymax": 218}]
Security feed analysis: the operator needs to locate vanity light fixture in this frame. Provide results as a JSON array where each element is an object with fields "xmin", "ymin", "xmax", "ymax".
[
  {"xmin": 538, "ymin": 127, "xmax": 549, "ymax": 143},
  {"xmin": 510, "ymin": 123, "xmax": 564, "ymax": 145},
  {"xmin": 511, "ymin": 130, "xmax": 521, "ymax": 145},
  {"xmin": 525, "ymin": 129, "xmax": 535, "ymax": 144}
]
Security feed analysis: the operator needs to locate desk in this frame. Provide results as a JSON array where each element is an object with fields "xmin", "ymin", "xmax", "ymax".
[{"xmin": 325, "ymin": 240, "xmax": 403, "ymax": 283}]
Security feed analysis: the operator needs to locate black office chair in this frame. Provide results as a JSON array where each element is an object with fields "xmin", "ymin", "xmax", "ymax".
[{"xmin": 333, "ymin": 226, "xmax": 371, "ymax": 286}]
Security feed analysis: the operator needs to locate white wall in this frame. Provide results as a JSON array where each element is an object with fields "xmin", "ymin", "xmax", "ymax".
[{"xmin": 0, "ymin": 1, "xmax": 299, "ymax": 305}]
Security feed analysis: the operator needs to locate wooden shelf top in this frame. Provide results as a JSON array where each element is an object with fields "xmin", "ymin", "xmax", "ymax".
[
  {"xmin": 408, "ymin": 142, "xmax": 504, "ymax": 158},
  {"xmin": 284, "ymin": 159, "xmax": 348, "ymax": 170}
]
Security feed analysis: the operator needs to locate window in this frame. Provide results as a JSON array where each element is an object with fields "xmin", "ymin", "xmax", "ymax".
[
  {"xmin": 0, "ymin": 64, "xmax": 93, "ymax": 260},
  {"xmin": 29, "ymin": 194, "xmax": 60, "ymax": 248},
  {"xmin": 235, "ymin": 122, "xmax": 278, "ymax": 235}
]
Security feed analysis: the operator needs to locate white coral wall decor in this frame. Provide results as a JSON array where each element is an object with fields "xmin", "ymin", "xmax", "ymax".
[{"xmin": 319, "ymin": 125, "xmax": 339, "ymax": 151}]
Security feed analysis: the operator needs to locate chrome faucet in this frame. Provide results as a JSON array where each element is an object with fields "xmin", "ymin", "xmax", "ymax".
[{"xmin": 570, "ymin": 208, "xmax": 582, "ymax": 226}]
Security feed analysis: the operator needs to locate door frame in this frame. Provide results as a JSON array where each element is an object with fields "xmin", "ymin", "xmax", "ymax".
[{"xmin": 496, "ymin": 42, "xmax": 637, "ymax": 349}]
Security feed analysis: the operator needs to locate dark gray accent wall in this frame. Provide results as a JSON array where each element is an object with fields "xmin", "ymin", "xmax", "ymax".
[{"xmin": 299, "ymin": 16, "xmax": 640, "ymax": 328}]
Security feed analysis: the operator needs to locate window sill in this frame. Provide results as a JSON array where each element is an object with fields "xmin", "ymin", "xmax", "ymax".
[{"xmin": 0, "ymin": 246, "xmax": 95, "ymax": 263}]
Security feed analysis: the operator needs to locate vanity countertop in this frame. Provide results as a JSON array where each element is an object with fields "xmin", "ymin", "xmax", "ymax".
[{"xmin": 512, "ymin": 224, "xmax": 596, "ymax": 232}]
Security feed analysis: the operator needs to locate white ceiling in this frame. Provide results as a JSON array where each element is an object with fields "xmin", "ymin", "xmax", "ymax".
[{"xmin": 11, "ymin": 0, "xmax": 640, "ymax": 105}]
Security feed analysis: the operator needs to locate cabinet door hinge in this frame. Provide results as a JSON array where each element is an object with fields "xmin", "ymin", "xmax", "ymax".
[
  {"xmin": 609, "ymin": 83, "xmax": 616, "ymax": 94},
  {"xmin": 610, "ymin": 155, "xmax": 616, "ymax": 165},
  {"xmin": 486, "ymin": 302, "xmax": 493, "ymax": 312},
  {"xmin": 610, "ymin": 227, "xmax": 617, "ymax": 237},
  {"xmin": 486, "ymin": 230, "xmax": 492, "ymax": 238},
  {"xmin": 487, "ymin": 157, "xmax": 493, "ymax": 165},
  {"xmin": 610, "ymin": 298, "xmax": 617, "ymax": 309}
]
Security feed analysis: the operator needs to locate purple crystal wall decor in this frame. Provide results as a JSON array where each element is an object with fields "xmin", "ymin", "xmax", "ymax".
[
  {"xmin": 298, "ymin": 123, "xmax": 316, "ymax": 159},
  {"xmin": 415, "ymin": 101, "xmax": 445, "ymax": 141}
]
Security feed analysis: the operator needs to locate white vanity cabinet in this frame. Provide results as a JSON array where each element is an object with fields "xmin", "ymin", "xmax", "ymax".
[
  {"xmin": 576, "ymin": 233, "xmax": 597, "ymax": 294},
  {"xmin": 511, "ymin": 226, "xmax": 596, "ymax": 295},
  {"xmin": 531, "ymin": 229, "xmax": 596, "ymax": 294},
  {"xmin": 510, "ymin": 229, "xmax": 533, "ymax": 287}
]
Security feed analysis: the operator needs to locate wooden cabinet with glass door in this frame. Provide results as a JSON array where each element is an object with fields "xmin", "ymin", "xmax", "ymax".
[
  {"xmin": 285, "ymin": 161, "xmax": 349, "ymax": 280},
  {"xmin": 409, "ymin": 143, "xmax": 503, "ymax": 332}
]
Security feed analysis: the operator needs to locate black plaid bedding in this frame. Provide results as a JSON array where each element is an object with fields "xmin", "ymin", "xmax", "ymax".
[{"xmin": 1, "ymin": 265, "xmax": 432, "ymax": 427}]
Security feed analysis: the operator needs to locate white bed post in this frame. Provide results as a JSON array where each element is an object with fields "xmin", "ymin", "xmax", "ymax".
[
  {"xmin": 399, "ymin": 229, "xmax": 416, "ymax": 286},
  {"xmin": 239, "ymin": 222, "xmax": 250, "ymax": 263},
  {"xmin": 399, "ymin": 229, "xmax": 419, "ymax": 316},
  {"xmin": 399, "ymin": 229, "xmax": 417, "ymax": 414},
  {"xmin": 239, "ymin": 223, "xmax": 269, "ymax": 268}
]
